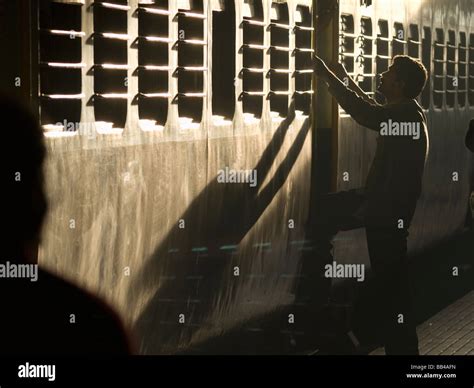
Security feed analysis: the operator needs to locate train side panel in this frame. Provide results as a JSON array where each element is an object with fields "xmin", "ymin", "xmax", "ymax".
[{"xmin": 39, "ymin": 0, "xmax": 313, "ymax": 354}]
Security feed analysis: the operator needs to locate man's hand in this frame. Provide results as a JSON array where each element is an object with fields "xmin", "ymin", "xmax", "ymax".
[{"xmin": 313, "ymin": 55, "xmax": 331, "ymax": 81}]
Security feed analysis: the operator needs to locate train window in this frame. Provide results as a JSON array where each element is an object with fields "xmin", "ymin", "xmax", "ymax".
[
  {"xmin": 376, "ymin": 20, "xmax": 389, "ymax": 103},
  {"xmin": 294, "ymin": 5, "xmax": 314, "ymax": 116},
  {"xmin": 358, "ymin": 17, "xmax": 374, "ymax": 96},
  {"xmin": 360, "ymin": 17, "xmax": 373, "ymax": 40},
  {"xmin": 38, "ymin": 0, "xmax": 84, "ymax": 132},
  {"xmin": 93, "ymin": 0, "xmax": 129, "ymax": 132},
  {"xmin": 458, "ymin": 32, "xmax": 467, "ymax": 108},
  {"xmin": 212, "ymin": 0, "xmax": 235, "ymax": 123},
  {"xmin": 408, "ymin": 24, "xmax": 420, "ymax": 58},
  {"xmin": 137, "ymin": 1, "xmax": 170, "ymax": 131},
  {"xmin": 392, "ymin": 22, "xmax": 406, "ymax": 56},
  {"xmin": 446, "ymin": 30, "xmax": 456, "ymax": 108},
  {"xmin": 433, "ymin": 28, "xmax": 445, "ymax": 109},
  {"xmin": 339, "ymin": 14, "xmax": 355, "ymax": 76},
  {"xmin": 240, "ymin": 0, "xmax": 264, "ymax": 122},
  {"xmin": 269, "ymin": 2, "xmax": 290, "ymax": 120},
  {"xmin": 469, "ymin": 33, "xmax": 474, "ymax": 106},
  {"xmin": 175, "ymin": 0, "xmax": 205, "ymax": 127},
  {"xmin": 376, "ymin": 20, "xmax": 389, "ymax": 71},
  {"xmin": 421, "ymin": 27, "xmax": 431, "ymax": 109}
]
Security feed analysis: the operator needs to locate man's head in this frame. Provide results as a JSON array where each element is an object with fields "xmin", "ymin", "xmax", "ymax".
[
  {"xmin": 378, "ymin": 55, "xmax": 428, "ymax": 102},
  {"xmin": 0, "ymin": 96, "xmax": 47, "ymax": 262}
]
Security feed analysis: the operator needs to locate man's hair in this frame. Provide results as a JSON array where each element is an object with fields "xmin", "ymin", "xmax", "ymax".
[
  {"xmin": 391, "ymin": 55, "xmax": 428, "ymax": 99},
  {"xmin": 0, "ymin": 96, "xmax": 47, "ymax": 258}
]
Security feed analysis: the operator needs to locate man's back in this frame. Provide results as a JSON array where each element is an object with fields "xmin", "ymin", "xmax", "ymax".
[{"xmin": 364, "ymin": 99, "xmax": 429, "ymax": 225}]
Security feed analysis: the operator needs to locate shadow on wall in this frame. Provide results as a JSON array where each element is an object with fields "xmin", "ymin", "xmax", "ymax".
[{"xmin": 128, "ymin": 104, "xmax": 312, "ymax": 354}]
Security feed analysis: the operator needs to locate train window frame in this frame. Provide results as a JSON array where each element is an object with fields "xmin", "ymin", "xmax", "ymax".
[
  {"xmin": 137, "ymin": 0, "xmax": 170, "ymax": 131},
  {"xmin": 392, "ymin": 22, "xmax": 406, "ymax": 56},
  {"xmin": 408, "ymin": 24, "xmax": 420, "ymax": 59},
  {"xmin": 375, "ymin": 19, "xmax": 389, "ymax": 104},
  {"xmin": 92, "ymin": 0, "xmax": 130, "ymax": 132},
  {"xmin": 358, "ymin": 17, "xmax": 375, "ymax": 97},
  {"xmin": 421, "ymin": 26, "xmax": 431, "ymax": 110},
  {"xmin": 433, "ymin": 28, "xmax": 445, "ymax": 109},
  {"xmin": 339, "ymin": 14, "xmax": 355, "ymax": 77},
  {"xmin": 339, "ymin": 13, "xmax": 355, "ymax": 112},
  {"xmin": 469, "ymin": 33, "xmax": 474, "ymax": 107},
  {"xmin": 446, "ymin": 30, "xmax": 456, "ymax": 108},
  {"xmin": 458, "ymin": 32, "xmax": 467, "ymax": 108},
  {"xmin": 174, "ymin": 0, "xmax": 206, "ymax": 129},
  {"xmin": 294, "ymin": 5, "xmax": 314, "ymax": 116},
  {"xmin": 38, "ymin": 0, "xmax": 84, "ymax": 133},
  {"xmin": 240, "ymin": 0, "xmax": 265, "ymax": 123},
  {"xmin": 269, "ymin": 2, "xmax": 291, "ymax": 120},
  {"xmin": 211, "ymin": 0, "xmax": 235, "ymax": 124}
]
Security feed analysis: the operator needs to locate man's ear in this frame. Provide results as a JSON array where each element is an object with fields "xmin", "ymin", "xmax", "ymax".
[{"xmin": 396, "ymin": 79, "xmax": 406, "ymax": 96}]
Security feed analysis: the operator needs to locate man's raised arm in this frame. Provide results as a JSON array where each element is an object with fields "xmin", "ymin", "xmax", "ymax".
[
  {"xmin": 331, "ymin": 62, "xmax": 379, "ymax": 105},
  {"xmin": 314, "ymin": 55, "xmax": 387, "ymax": 131}
]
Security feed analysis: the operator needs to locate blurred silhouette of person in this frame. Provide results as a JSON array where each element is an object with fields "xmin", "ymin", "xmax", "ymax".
[
  {"xmin": 0, "ymin": 96, "xmax": 132, "ymax": 354},
  {"xmin": 466, "ymin": 119, "xmax": 474, "ymax": 152},
  {"xmin": 311, "ymin": 55, "xmax": 429, "ymax": 355}
]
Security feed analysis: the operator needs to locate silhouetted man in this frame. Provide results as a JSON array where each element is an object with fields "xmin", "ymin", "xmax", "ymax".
[
  {"xmin": 0, "ymin": 96, "xmax": 132, "ymax": 354},
  {"xmin": 466, "ymin": 119, "xmax": 474, "ymax": 152},
  {"xmin": 312, "ymin": 55, "xmax": 429, "ymax": 355}
]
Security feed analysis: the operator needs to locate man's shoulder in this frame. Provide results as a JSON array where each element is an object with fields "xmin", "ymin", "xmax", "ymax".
[
  {"xmin": 35, "ymin": 268, "xmax": 105, "ymax": 306},
  {"xmin": 386, "ymin": 99, "xmax": 423, "ymax": 114},
  {"xmin": 36, "ymin": 268, "xmax": 128, "ymax": 333},
  {"xmin": 385, "ymin": 100, "xmax": 428, "ymax": 130},
  {"xmin": 0, "ymin": 267, "xmax": 132, "ymax": 354}
]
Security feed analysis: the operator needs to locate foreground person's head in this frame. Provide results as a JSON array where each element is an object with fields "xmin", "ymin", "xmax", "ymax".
[{"xmin": 1, "ymin": 96, "xmax": 47, "ymax": 263}]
